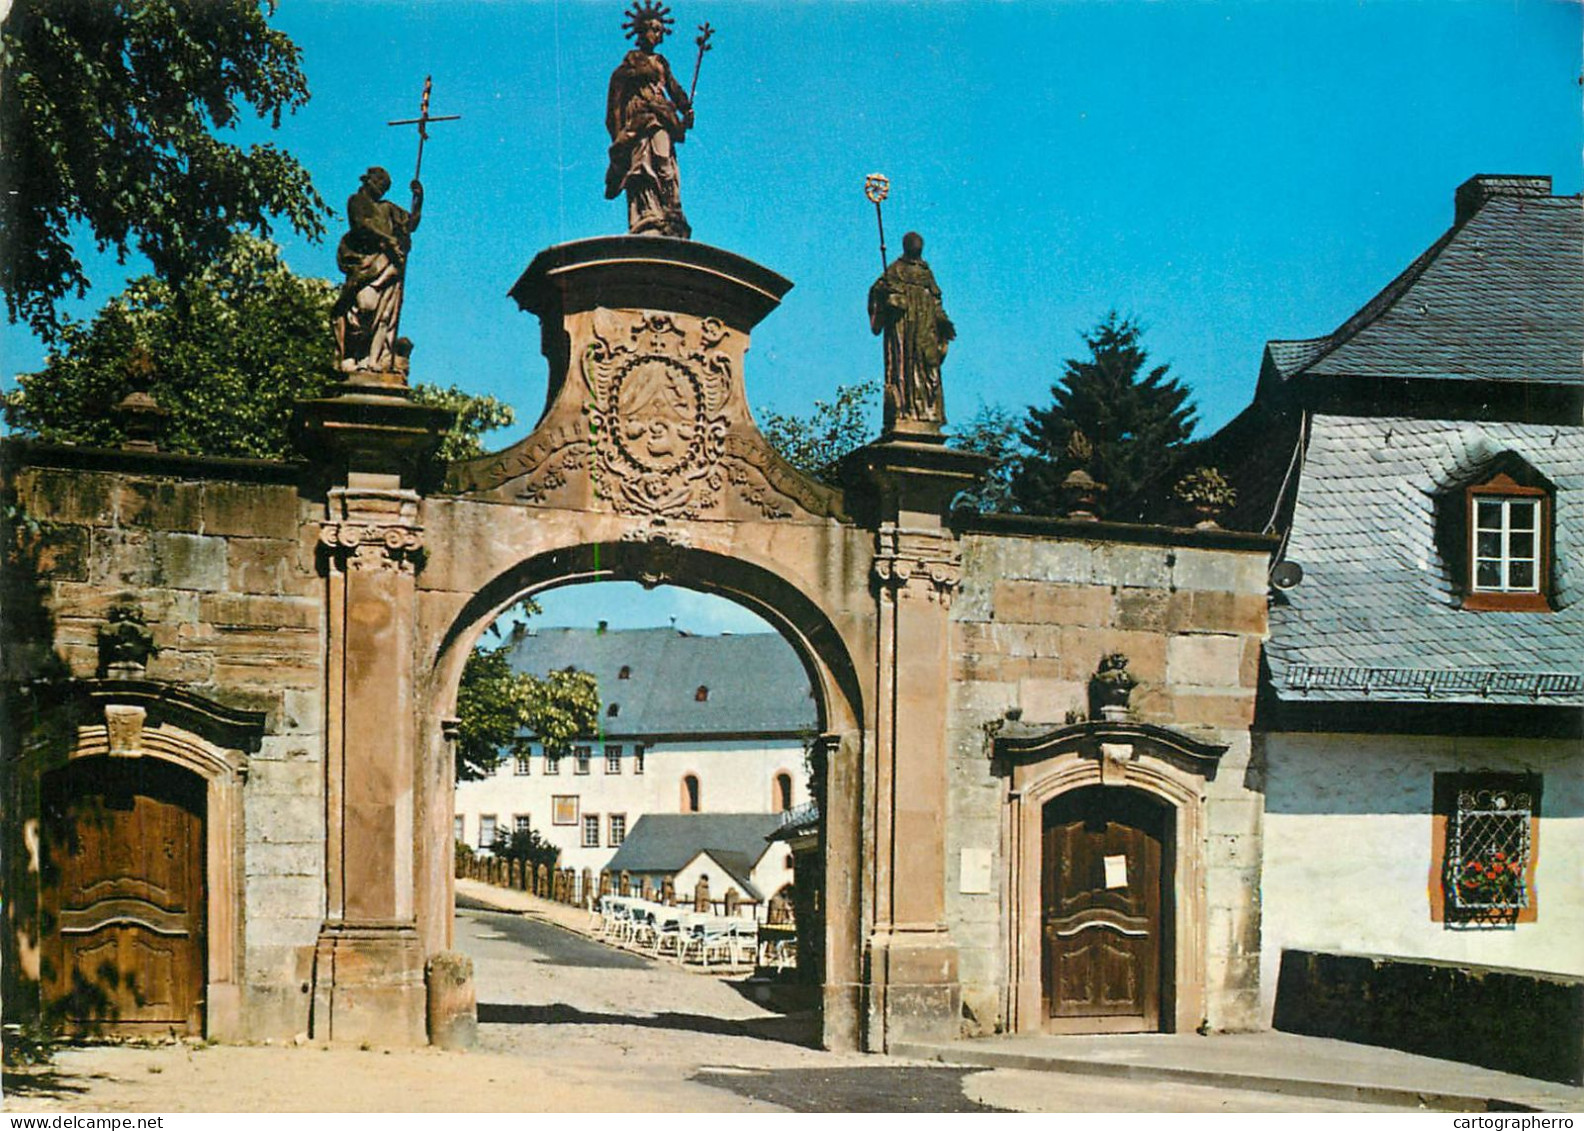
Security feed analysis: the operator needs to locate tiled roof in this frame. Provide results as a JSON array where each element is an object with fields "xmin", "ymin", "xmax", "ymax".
[
  {"xmin": 503, "ymin": 626, "xmax": 817, "ymax": 737},
  {"xmin": 1270, "ymin": 190, "xmax": 1582, "ymax": 386},
  {"xmin": 605, "ymin": 812, "xmax": 786, "ymax": 891},
  {"xmin": 1267, "ymin": 415, "xmax": 1584, "ymax": 705}
]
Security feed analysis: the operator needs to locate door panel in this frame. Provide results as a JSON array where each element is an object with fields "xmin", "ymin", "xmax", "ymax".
[
  {"xmin": 42, "ymin": 757, "xmax": 206, "ymax": 1035},
  {"xmin": 1042, "ymin": 787, "xmax": 1166, "ymax": 1032}
]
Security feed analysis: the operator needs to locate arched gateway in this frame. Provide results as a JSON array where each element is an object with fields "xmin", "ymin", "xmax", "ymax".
[{"xmin": 2, "ymin": 236, "xmax": 1274, "ymax": 1053}]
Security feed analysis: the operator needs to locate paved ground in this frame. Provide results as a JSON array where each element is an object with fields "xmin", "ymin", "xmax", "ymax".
[{"xmin": 0, "ymin": 884, "xmax": 1548, "ymax": 1113}]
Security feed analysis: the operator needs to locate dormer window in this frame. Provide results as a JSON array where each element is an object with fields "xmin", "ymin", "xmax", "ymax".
[
  {"xmin": 1464, "ymin": 467, "xmax": 1552, "ymax": 613},
  {"xmin": 618, "ymin": 665, "xmax": 631, "ymax": 680},
  {"xmin": 694, "ymin": 685, "xmax": 709, "ymax": 702},
  {"xmin": 607, "ymin": 702, "xmax": 620, "ymax": 718}
]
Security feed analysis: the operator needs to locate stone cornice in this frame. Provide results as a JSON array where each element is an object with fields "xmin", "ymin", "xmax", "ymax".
[{"xmin": 990, "ymin": 718, "xmax": 1229, "ymax": 776}]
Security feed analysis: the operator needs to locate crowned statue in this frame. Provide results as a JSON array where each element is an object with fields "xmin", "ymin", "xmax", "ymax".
[{"xmin": 605, "ymin": 2, "xmax": 696, "ymax": 238}]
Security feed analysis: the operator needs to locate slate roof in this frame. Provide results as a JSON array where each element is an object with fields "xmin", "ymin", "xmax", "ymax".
[
  {"xmin": 502, "ymin": 627, "xmax": 817, "ymax": 737},
  {"xmin": 605, "ymin": 812, "xmax": 787, "ymax": 897},
  {"xmin": 1267, "ymin": 185, "xmax": 1582, "ymax": 387},
  {"xmin": 1267, "ymin": 415, "xmax": 1584, "ymax": 706}
]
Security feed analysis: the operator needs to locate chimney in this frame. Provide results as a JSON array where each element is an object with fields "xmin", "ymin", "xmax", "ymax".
[{"xmin": 1455, "ymin": 174, "xmax": 1551, "ymax": 224}]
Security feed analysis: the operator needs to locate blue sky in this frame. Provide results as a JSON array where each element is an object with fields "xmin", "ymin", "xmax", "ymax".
[{"xmin": 4, "ymin": 1, "xmax": 1577, "ymax": 635}]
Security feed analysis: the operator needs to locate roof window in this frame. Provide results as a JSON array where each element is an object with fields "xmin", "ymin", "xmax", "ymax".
[
  {"xmin": 1440, "ymin": 453, "xmax": 1555, "ymax": 613},
  {"xmin": 694, "ymin": 685, "xmax": 709, "ymax": 702}
]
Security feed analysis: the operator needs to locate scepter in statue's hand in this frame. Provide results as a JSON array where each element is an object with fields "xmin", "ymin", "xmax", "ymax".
[
  {"xmin": 865, "ymin": 173, "xmax": 891, "ymax": 275},
  {"xmin": 689, "ymin": 22, "xmax": 714, "ymax": 106}
]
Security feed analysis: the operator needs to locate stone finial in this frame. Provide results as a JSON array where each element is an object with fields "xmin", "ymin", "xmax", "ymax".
[
  {"xmin": 115, "ymin": 347, "xmax": 168, "ymax": 452},
  {"xmin": 98, "ymin": 603, "xmax": 157, "ymax": 678},
  {"xmin": 1089, "ymin": 652, "xmax": 1137, "ymax": 721},
  {"xmin": 1062, "ymin": 430, "xmax": 1106, "ymax": 521},
  {"xmin": 693, "ymin": 874, "xmax": 711, "ymax": 912}
]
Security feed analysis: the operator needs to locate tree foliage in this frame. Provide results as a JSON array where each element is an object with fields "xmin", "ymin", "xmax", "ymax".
[
  {"xmin": 759, "ymin": 380, "xmax": 878, "ymax": 486},
  {"xmin": 489, "ymin": 825, "xmax": 560, "ymax": 872},
  {"xmin": 948, "ymin": 402, "xmax": 1025, "ymax": 514},
  {"xmin": 1, "ymin": 235, "xmax": 514, "ymax": 461},
  {"xmin": 1012, "ymin": 312, "xmax": 1197, "ymax": 520},
  {"xmin": 0, "ymin": 0, "xmax": 327, "ymax": 338},
  {"xmin": 453, "ymin": 643, "xmax": 600, "ymax": 783}
]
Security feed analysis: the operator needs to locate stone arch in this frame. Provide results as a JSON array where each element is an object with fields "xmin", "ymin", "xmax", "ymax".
[
  {"xmin": 23, "ymin": 682, "xmax": 260, "ymax": 1040},
  {"xmin": 994, "ymin": 721, "xmax": 1227, "ymax": 1037},
  {"xmin": 417, "ymin": 534, "xmax": 869, "ymax": 1046}
]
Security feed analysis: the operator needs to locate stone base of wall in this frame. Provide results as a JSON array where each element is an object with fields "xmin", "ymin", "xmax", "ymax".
[{"xmin": 1273, "ymin": 949, "xmax": 1584, "ymax": 1085}]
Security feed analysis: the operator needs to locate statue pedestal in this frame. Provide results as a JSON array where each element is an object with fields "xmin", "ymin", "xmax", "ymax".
[{"xmin": 293, "ymin": 380, "xmax": 453, "ymax": 1046}]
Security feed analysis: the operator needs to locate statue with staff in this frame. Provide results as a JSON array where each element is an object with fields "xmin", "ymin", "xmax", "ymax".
[
  {"xmin": 331, "ymin": 76, "xmax": 459, "ymax": 377},
  {"xmin": 866, "ymin": 175, "xmax": 955, "ymax": 434},
  {"xmin": 605, "ymin": 2, "xmax": 713, "ymax": 238}
]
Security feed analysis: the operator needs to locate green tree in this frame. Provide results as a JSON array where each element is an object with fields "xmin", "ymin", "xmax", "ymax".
[
  {"xmin": 0, "ymin": 0, "xmax": 326, "ymax": 338},
  {"xmin": 948, "ymin": 402, "xmax": 1025, "ymax": 514},
  {"xmin": 1, "ymin": 235, "xmax": 515, "ymax": 461},
  {"xmin": 489, "ymin": 824, "xmax": 560, "ymax": 873},
  {"xmin": 453, "ymin": 617, "xmax": 601, "ymax": 782},
  {"xmin": 1011, "ymin": 312, "xmax": 1197, "ymax": 520},
  {"xmin": 759, "ymin": 380, "xmax": 878, "ymax": 486}
]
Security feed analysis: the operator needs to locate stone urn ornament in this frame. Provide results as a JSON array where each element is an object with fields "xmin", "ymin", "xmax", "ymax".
[{"xmin": 1089, "ymin": 652, "xmax": 1137, "ymax": 721}]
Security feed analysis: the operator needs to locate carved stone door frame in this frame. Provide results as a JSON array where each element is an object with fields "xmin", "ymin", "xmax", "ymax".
[
  {"xmin": 28, "ymin": 682, "xmax": 259, "ymax": 1040},
  {"xmin": 994, "ymin": 721, "xmax": 1226, "ymax": 1036}
]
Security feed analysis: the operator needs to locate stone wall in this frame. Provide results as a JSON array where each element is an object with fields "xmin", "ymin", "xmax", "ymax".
[
  {"xmin": 946, "ymin": 526, "xmax": 1270, "ymax": 1034},
  {"xmin": 2, "ymin": 447, "xmax": 326, "ymax": 1040}
]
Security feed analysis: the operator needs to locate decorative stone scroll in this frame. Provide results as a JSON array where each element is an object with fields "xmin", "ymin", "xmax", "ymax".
[
  {"xmin": 872, "ymin": 524, "xmax": 962, "ymax": 605},
  {"xmin": 581, "ymin": 311, "xmax": 731, "ymax": 518},
  {"xmin": 319, "ymin": 487, "xmax": 425, "ymax": 573}
]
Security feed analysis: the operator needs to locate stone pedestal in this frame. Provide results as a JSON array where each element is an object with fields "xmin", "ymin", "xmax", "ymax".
[
  {"xmin": 847, "ymin": 434, "xmax": 991, "ymax": 1049},
  {"xmin": 293, "ymin": 380, "xmax": 452, "ymax": 1046}
]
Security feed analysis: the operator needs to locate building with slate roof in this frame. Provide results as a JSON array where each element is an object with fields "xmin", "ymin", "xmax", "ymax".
[
  {"xmin": 604, "ymin": 812, "xmax": 796, "ymax": 918},
  {"xmin": 454, "ymin": 626, "xmax": 815, "ymax": 879},
  {"xmin": 1205, "ymin": 175, "xmax": 1583, "ymax": 1017}
]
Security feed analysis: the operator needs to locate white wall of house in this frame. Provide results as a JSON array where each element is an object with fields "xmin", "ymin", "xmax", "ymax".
[
  {"xmin": 672, "ymin": 849, "xmax": 793, "ymax": 921},
  {"xmin": 1260, "ymin": 729, "xmax": 1584, "ymax": 1018},
  {"xmin": 455, "ymin": 736, "xmax": 809, "ymax": 877}
]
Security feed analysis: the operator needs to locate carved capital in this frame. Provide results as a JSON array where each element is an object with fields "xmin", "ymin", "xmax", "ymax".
[
  {"xmin": 320, "ymin": 487, "xmax": 425, "ymax": 574},
  {"xmin": 873, "ymin": 525, "xmax": 962, "ymax": 604}
]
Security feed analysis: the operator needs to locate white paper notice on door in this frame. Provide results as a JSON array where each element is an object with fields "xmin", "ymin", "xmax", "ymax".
[{"xmin": 1103, "ymin": 854, "xmax": 1128, "ymax": 889}]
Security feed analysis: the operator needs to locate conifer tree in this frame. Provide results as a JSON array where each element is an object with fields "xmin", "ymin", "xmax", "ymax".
[{"xmin": 1012, "ymin": 312, "xmax": 1197, "ymax": 520}]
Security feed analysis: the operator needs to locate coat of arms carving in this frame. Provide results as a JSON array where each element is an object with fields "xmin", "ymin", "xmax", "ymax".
[{"xmin": 582, "ymin": 311, "xmax": 733, "ymax": 517}]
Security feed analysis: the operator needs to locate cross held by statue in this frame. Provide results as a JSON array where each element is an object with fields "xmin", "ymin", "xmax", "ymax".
[{"xmin": 387, "ymin": 75, "xmax": 461, "ymax": 182}]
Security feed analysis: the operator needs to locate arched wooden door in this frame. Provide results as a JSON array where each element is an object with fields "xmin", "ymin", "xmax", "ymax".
[
  {"xmin": 41, "ymin": 757, "xmax": 206, "ymax": 1035},
  {"xmin": 1042, "ymin": 786, "xmax": 1170, "ymax": 1033}
]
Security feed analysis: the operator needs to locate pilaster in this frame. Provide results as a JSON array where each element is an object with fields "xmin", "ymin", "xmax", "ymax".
[
  {"xmin": 293, "ymin": 381, "xmax": 451, "ymax": 1046},
  {"xmin": 847, "ymin": 433, "xmax": 991, "ymax": 1049}
]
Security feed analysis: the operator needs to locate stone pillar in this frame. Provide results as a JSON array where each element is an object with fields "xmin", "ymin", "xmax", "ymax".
[
  {"xmin": 846, "ymin": 433, "xmax": 991, "ymax": 1050},
  {"xmin": 294, "ymin": 381, "xmax": 452, "ymax": 1046}
]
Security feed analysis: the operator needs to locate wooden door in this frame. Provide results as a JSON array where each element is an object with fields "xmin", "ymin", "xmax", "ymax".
[
  {"xmin": 1042, "ymin": 787, "xmax": 1167, "ymax": 1032},
  {"xmin": 42, "ymin": 757, "xmax": 206, "ymax": 1035}
]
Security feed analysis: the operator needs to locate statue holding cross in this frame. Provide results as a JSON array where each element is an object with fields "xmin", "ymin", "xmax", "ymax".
[{"xmin": 331, "ymin": 77, "xmax": 459, "ymax": 379}]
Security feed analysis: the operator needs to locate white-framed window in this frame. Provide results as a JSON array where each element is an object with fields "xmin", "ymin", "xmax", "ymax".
[
  {"xmin": 453, "ymin": 814, "xmax": 465, "ymax": 843},
  {"xmin": 608, "ymin": 813, "xmax": 627, "ymax": 847},
  {"xmin": 513, "ymin": 813, "xmax": 531, "ymax": 834},
  {"xmin": 514, "ymin": 753, "xmax": 531, "ymax": 775},
  {"xmin": 633, "ymin": 744, "xmax": 645, "ymax": 774},
  {"xmin": 1473, "ymin": 496, "xmax": 1541, "ymax": 593},
  {"xmin": 478, "ymin": 814, "xmax": 497, "ymax": 849},
  {"xmin": 582, "ymin": 813, "xmax": 601, "ymax": 848},
  {"xmin": 574, "ymin": 745, "xmax": 592, "ymax": 775},
  {"xmin": 605, "ymin": 744, "xmax": 622, "ymax": 774},
  {"xmin": 545, "ymin": 751, "xmax": 561, "ymax": 775}
]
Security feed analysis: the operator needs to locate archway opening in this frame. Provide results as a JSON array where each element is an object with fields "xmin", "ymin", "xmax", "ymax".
[{"xmin": 447, "ymin": 578, "xmax": 830, "ymax": 1040}]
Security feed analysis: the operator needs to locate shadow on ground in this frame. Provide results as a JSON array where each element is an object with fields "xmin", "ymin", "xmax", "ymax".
[
  {"xmin": 2, "ymin": 1065, "xmax": 90, "ymax": 1102},
  {"xmin": 691, "ymin": 1066, "xmax": 1010, "ymax": 1113},
  {"xmin": 477, "ymin": 1001, "xmax": 822, "ymax": 1048}
]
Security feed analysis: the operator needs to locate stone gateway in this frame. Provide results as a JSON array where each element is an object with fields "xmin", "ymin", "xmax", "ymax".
[{"xmin": 2, "ymin": 234, "xmax": 1271, "ymax": 1052}]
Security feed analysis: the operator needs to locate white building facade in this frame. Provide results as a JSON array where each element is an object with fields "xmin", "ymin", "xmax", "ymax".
[{"xmin": 454, "ymin": 626, "xmax": 814, "ymax": 877}]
